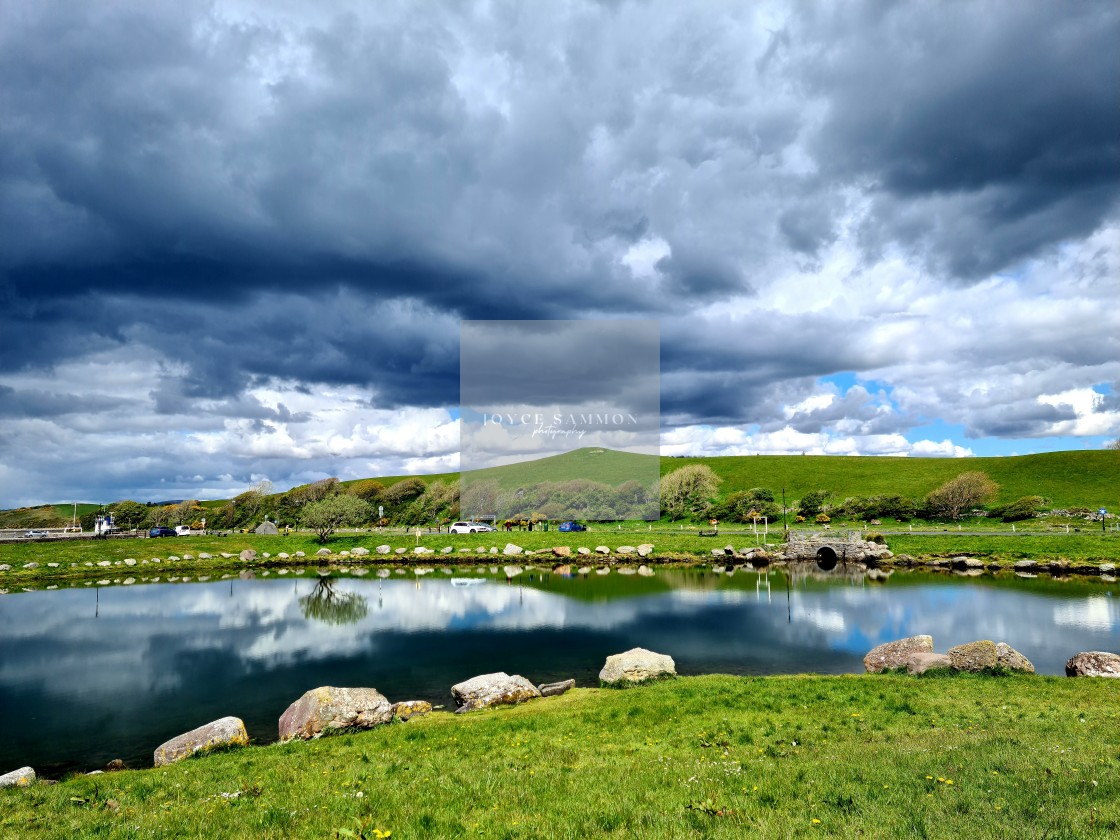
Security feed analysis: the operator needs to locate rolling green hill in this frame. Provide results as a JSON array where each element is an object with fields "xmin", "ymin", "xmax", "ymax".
[
  {"xmin": 662, "ymin": 449, "xmax": 1119, "ymax": 509},
  {"xmin": 3, "ymin": 449, "xmax": 1116, "ymax": 526}
]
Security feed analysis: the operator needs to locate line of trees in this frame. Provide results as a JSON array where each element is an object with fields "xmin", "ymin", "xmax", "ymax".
[{"xmin": 657, "ymin": 465, "xmax": 1048, "ymax": 523}]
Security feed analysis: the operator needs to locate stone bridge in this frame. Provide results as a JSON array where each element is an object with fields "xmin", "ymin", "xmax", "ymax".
[{"xmin": 781, "ymin": 532, "xmax": 893, "ymax": 570}]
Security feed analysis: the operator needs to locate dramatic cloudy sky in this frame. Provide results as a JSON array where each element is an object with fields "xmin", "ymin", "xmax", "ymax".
[{"xmin": 1, "ymin": 0, "xmax": 1118, "ymax": 507}]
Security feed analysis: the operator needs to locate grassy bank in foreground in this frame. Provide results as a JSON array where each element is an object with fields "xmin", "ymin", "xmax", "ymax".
[{"xmin": 3, "ymin": 674, "xmax": 1117, "ymax": 839}]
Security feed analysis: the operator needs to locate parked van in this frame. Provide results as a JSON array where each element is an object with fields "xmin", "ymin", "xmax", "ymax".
[{"xmin": 175, "ymin": 525, "xmax": 192, "ymax": 536}]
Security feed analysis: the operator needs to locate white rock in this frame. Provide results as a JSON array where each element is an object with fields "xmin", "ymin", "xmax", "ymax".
[
  {"xmin": 599, "ymin": 648, "xmax": 676, "ymax": 684},
  {"xmin": 0, "ymin": 767, "xmax": 35, "ymax": 788}
]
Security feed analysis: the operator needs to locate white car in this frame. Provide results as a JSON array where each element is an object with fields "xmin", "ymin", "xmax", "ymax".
[{"xmin": 448, "ymin": 521, "xmax": 496, "ymax": 534}]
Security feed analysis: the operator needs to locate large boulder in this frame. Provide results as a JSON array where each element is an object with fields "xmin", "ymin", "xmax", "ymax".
[
  {"xmin": 315, "ymin": 548, "xmax": 332, "ymax": 557},
  {"xmin": 154, "ymin": 717, "xmax": 249, "ymax": 767},
  {"xmin": 637, "ymin": 544, "xmax": 654, "ymax": 557},
  {"xmin": 255, "ymin": 521, "xmax": 279, "ymax": 535},
  {"xmin": 451, "ymin": 672, "xmax": 541, "ymax": 712},
  {"xmin": 1065, "ymin": 651, "xmax": 1120, "ymax": 677},
  {"xmin": 376, "ymin": 545, "xmax": 391, "ymax": 554},
  {"xmin": 995, "ymin": 642, "xmax": 1034, "ymax": 673},
  {"xmin": 552, "ymin": 546, "xmax": 572, "ymax": 558},
  {"xmin": 599, "ymin": 647, "xmax": 676, "ymax": 685},
  {"xmin": 947, "ymin": 640, "xmax": 998, "ymax": 672},
  {"xmin": 351, "ymin": 547, "xmax": 370, "ymax": 557},
  {"xmin": 905, "ymin": 652, "xmax": 953, "ymax": 675},
  {"xmin": 239, "ymin": 549, "xmax": 257, "ymax": 562},
  {"xmin": 863, "ymin": 635, "xmax": 934, "ymax": 673},
  {"xmin": 503, "ymin": 543, "xmax": 523, "ymax": 556},
  {"xmin": 278, "ymin": 687, "xmax": 393, "ymax": 741},
  {"xmin": 0, "ymin": 767, "xmax": 35, "ymax": 788}
]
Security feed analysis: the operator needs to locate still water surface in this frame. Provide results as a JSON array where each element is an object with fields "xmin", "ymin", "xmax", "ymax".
[{"xmin": 1, "ymin": 567, "xmax": 1116, "ymax": 774}]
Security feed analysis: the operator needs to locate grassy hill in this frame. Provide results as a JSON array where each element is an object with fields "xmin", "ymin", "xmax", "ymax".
[
  {"xmin": 373, "ymin": 447, "xmax": 1117, "ymax": 509},
  {"xmin": 663, "ymin": 449, "xmax": 1119, "ymax": 509},
  {"xmin": 3, "ymin": 449, "xmax": 1116, "ymax": 525}
]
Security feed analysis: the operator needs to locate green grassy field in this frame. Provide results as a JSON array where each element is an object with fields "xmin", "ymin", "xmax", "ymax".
[{"xmin": 2, "ymin": 674, "xmax": 1116, "ymax": 839}]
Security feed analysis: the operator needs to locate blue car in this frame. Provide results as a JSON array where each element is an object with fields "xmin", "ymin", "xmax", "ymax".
[{"xmin": 558, "ymin": 521, "xmax": 586, "ymax": 532}]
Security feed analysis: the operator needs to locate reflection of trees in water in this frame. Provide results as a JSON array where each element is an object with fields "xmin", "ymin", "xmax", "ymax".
[{"xmin": 299, "ymin": 578, "xmax": 369, "ymax": 625}]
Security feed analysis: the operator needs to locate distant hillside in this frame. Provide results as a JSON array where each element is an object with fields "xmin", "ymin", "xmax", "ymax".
[
  {"xmin": 664, "ymin": 450, "xmax": 1118, "ymax": 509},
  {"xmin": 3, "ymin": 449, "xmax": 1116, "ymax": 524},
  {"xmin": 0, "ymin": 503, "xmax": 99, "ymax": 530}
]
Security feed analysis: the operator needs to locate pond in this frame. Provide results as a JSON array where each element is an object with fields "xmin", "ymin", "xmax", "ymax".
[{"xmin": 1, "ymin": 565, "xmax": 1117, "ymax": 775}]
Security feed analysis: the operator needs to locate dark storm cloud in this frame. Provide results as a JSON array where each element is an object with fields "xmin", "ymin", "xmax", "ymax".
[
  {"xmin": 656, "ymin": 314, "xmax": 896, "ymax": 426},
  {"xmin": 0, "ymin": 385, "xmax": 129, "ymax": 419},
  {"xmin": 798, "ymin": 1, "xmax": 1120, "ymax": 278},
  {"xmin": 965, "ymin": 402, "xmax": 1077, "ymax": 439}
]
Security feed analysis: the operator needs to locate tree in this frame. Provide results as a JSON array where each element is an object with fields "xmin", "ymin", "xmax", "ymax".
[
  {"xmin": 797, "ymin": 490, "xmax": 831, "ymax": 518},
  {"xmin": 1108, "ymin": 438, "xmax": 1120, "ymax": 450},
  {"xmin": 383, "ymin": 477, "xmax": 426, "ymax": 506},
  {"xmin": 170, "ymin": 499, "xmax": 202, "ymax": 526},
  {"xmin": 110, "ymin": 500, "xmax": 149, "ymax": 531},
  {"xmin": 301, "ymin": 495, "xmax": 374, "ymax": 543},
  {"xmin": 990, "ymin": 495, "xmax": 1047, "ymax": 522},
  {"xmin": 659, "ymin": 465, "xmax": 722, "ymax": 520},
  {"xmin": 299, "ymin": 578, "xmax": 369, "ymax": 625},
  {"xmin": 348, "ymin": 479, "xmax": 386, "ymax": 504},
  {"xmin": 925, "ymin": 471, "xmax": 1000, "ymax": 520}
]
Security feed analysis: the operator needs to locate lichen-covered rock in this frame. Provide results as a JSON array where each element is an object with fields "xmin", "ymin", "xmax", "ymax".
[
  {"xmin": 595, "ymin": 546, "xmax": 610, "ymax": 554},
  {"xmin": 0, "ymin": 767, "xmax": 35, "ymax": 788},
  {"xmin": 154, "ymin": 717, "xmax": 249, "ymax": 766},
  {"xmin": 995, "ymin": 642, "xmax": 1034, "ymax": 673},
  {"xmin": 538, "ymin": 679, "xmax": 576, "ymax": 697},
  {"xmin": 315, "ymin": 548, "xmax": 332, "ymax": 557},
  {"xmin": 391, "ymin": 700, "xmax": 432, "ymax": 721},
  {"xmin": 279, "ymin": 687, "xmax": 393, "ymax": 741},
  {"xmin": 451, "ymin": 672, "xmax": 541, "ymax": 712},
  {"xmin": 637, "ymin": 544, "xmax": 654, "ymax": 557},
  {"xmin": 599, "ymin": 648, "xmax": 676, "ymax": 685},
  {"xmin": 947, "ymin": 640, "xmax": 998, "ymax": 672},
  {"xmin": 351, "ymin": 547, "xmax": 370, "ymax": 556},
  {"xmin": 503, "ymin": 543, "xmax": 523, "ymax": 556},
  {"xmin": 577, "ymin": 547, "xmax": 591, "ymax": 555},
  {"xmin": 1065, "ymin": 651, "xmax": 1120, "ymax": 677},
  {"xmin": 617, "ymin": 546, "xmax": 635, "ymax": 554},
  {"xmin": 239, "ymin": 549, "xmax": 257, "ymax": 562},
  {"xmin": 863, "ymin": 635, "xmax": 934, "ymax": 673},
  {"xmin": 552, "ymin": 546, "xmax": 572, "ymax": 557},
  {"xmin": 905, "ymin": 652, "xmax": 953, "ymax": 675}
]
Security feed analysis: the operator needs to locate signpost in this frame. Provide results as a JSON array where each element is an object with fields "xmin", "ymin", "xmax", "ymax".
[{"xmin": 1100, "ymin": 508, "xmax": 1108, "ymax": 534}]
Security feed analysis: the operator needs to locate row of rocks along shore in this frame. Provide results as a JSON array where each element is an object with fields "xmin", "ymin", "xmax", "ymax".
[
  {"xmin": 2, "ymin": 644, "xmax": 1117, "ymax": 789},
  {"xmin": 3, "ymin": 537, "xmax": 1116, "ymax": 590}
]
